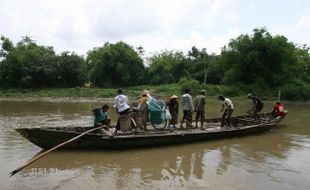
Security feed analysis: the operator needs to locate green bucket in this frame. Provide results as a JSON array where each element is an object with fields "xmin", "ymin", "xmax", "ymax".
[{"xmin": 149, "ymin": 111, "xmax": 164, "ymax": 124}]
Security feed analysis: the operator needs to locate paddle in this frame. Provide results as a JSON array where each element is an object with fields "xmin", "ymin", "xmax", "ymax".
[{"xmin": 10, "ymin": 125, "xmax": 108, "ymax": 177}]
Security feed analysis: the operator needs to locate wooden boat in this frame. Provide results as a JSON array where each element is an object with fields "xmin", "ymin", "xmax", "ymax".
[{"xmin": 16, "ymin": 111, "xmax": 287, "ymax": 150}]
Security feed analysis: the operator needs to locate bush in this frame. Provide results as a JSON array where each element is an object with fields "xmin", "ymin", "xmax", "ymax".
[
  {"xmin": 201, "ymin": 84, "xmax": 220, "ymax": 96},
  {"xmin": 302, "ymin": 84, "xmax": 310, "ymax": 100},
  {"xmin": 178, "ymin": 78, "xmax": 201, "ymax": 95},
  {"xmin": 218, "ymin": 85, "xmax": 243, "ymax": 97},
  {"xmin": 281, "ymin": 83, "xmax": 304, "ymax": 100}
]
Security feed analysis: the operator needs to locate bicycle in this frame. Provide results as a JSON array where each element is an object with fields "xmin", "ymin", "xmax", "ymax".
[{"xmin": 146, "ymin": 97, "xmax": 170, "ymax": 130}]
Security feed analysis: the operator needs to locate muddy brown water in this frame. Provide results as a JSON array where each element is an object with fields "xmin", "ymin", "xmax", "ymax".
[{"xmin": 0, "ymin": 98, "xmax": 309, "ymax": 190}]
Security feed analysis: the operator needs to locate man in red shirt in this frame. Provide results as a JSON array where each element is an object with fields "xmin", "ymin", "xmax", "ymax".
[{"xmin": 272, "ymin": 101, "xmax": 285, "ymax": 117}]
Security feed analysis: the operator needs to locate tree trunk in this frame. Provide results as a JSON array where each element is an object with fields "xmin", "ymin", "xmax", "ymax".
[{"xmin": 203, "ymin": 62, "xmax": 207, "ymax": 84}]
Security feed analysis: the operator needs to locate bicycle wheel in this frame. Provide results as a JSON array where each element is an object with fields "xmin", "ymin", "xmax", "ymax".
[
  {"xmin": 151, "ymin": 119, "xmax": 167, "ymax": 130},
  {"xmin": 149, "ymin": 109, "xmax": 167, "ymax": 130}
]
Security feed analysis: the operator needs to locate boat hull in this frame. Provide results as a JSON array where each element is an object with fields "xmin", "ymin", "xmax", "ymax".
[{"xmin": 16, "ymin": 112, "xmax": 287, "ymax": 150}]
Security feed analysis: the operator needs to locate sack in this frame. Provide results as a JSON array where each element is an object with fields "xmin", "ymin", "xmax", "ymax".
[{"xmin": 165, "ymin": 109, "xmax": 172, "ymax": 120}]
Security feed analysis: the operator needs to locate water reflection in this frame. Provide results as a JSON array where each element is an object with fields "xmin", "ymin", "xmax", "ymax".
[{"xmin": 216, "ymin": 145, "xmax": 230, "ymax": 175}]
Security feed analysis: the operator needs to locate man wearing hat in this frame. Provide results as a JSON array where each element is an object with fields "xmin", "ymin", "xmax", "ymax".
[
  {"xmin": 139, "ymin": 90, "xmax": 150, "ymax": 130},
  {"xmin": 167, "ymin": 95, "xmax": 179, "ymax": 128},
  {"xmin": 194, "ymin": 90, "xmax": 206, "ymax": 130}
]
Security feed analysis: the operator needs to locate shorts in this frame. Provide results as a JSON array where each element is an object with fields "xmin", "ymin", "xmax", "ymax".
[
  {"xmin": 183, "ymin": 110, "xmax": 192, "ymax": 121},
  {"xmin": 195, "ymin": 111, "xmax": 205, "ymax": 122}
]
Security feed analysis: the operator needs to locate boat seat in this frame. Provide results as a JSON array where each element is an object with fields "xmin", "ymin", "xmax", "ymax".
[
  {"xmin": 118, "ymin": 113, "xmax": 136, "ymax": 132},
  {"xmin": 131, "ymin": 111, "xmax": 143, "ymax": 128}
]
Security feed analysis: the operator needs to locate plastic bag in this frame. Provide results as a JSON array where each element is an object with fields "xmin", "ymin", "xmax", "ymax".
[{"xmin": 165, "ymin": 109, "xmax": 172, "ymax": 120}]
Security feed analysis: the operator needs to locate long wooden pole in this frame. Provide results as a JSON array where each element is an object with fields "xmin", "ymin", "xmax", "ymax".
[{"xmin": 10, "ymin": 126, "xmax": 106, "ymax": 177}]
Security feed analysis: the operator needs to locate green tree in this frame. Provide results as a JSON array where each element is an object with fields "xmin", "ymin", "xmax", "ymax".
[
  {"xmin": 187, "ymin": 46, "xmax": 209, "ymax": 84},
  {"xmin": 0, "ymin": 36, "xmax": 87, "ymax": 88},
  {"xmin": 220, "ymin": 28, "xmax": 298, "ymax": 87},
  {"xmin": 295, "ymin": 44, "xmax": 310, "ymax": 83},
  {"xmin": 204, "ymin": 54, "xmax": 222, "ymax": 84},
  {"xmin": 87, "ymin": 41, "xmax": 145, "ymax": 87},
  {"xmin": 147, "ymin": 50, "xmax": 186, "ymax": 84},
  {"xmin": 0, "ymin": 36, "xmax": 57, "ymax": 88},
  {"xmin": 56, "ymin": 52, "xmax": 87, "ymax": 87},
  {"xmin": 0, "ymin": 36, "xmax": 13, "ymax": 58}
]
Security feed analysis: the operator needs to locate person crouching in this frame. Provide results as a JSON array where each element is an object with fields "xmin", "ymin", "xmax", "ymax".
[{"xmin": 92, "ymin": 104, "xmax": 111, "ymax": 129}]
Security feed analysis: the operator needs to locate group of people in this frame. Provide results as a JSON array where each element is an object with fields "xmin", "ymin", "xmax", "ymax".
[
  {"xmin": 166, "ymin": 89, "xmax": 207, "ymax": 130},
  {"xmin": 92, "ymin": 89, "xmax": 131, "ymax": 134},
  {"xmin": 92, "ymin": 88, "xmax": 286, "ymax": 133},
  {"xmin": 168, "ymin": 90, "xmax": 285, "ymax": 129},
  {"xmin": 168, "ymin": 89, "xmax": 233, "ymax": 129},
  {"xmin": 167, "ymin": 89, "xmax": 235, "ymax": 129},
  {"xmin": 218, "ymin": 93, "xmax": 285, "ymax": 127}
]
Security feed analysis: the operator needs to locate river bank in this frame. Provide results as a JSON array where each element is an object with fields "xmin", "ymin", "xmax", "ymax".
[
  {"xmin": 0, "ymin": 83, "xmax": 308, "ymax": 101},
  {"xmin": 0, "ymin": 83, "xmax": 309, "ymax": 102}
]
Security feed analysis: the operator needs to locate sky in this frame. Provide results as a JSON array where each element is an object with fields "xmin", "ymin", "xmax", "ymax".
[{"xmin": 0, "ymin": 0, "xmax": 310, "ymax": 57}]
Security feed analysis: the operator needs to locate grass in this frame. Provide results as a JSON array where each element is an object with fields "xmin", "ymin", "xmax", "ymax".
[
  {"xmin": 0, "ymin": 84, "xmax": 181, "ymax": 99},
  {"xmin": 0, "ymin": 83, "xmax": 293, "ymax": 101}
]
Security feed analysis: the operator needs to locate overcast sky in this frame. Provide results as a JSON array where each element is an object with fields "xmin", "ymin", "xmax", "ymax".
[{"xmin": 1, "ymin": 0, "xmax": 309, "ymax": 56}]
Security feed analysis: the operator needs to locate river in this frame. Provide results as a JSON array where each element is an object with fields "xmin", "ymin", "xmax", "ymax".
[{"xmin": 0, "ymin": 98, "xmax": 309, "ymax": 190}]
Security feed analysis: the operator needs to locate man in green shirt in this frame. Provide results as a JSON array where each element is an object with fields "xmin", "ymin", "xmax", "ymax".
[{"xmin": 93, "ymin": 104, "xmax": 111, "ymax": 127}]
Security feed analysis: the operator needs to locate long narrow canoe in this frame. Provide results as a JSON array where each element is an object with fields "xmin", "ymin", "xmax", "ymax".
[{"xmin": 16, "ymin": 111, "xmax": 287, "ymax": 150}]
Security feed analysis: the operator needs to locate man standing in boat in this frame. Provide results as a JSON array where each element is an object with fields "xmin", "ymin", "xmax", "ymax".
[
  {"xmin": 138, "ymin": 90, "xmax": 150, "ymax": 130},
  {"xmin": 194, "ymin": 90, "xmax": 206, "ymax": 130},
  {"xmin": 247, "ymin": 93, "xmax": 264, "ymax": 121},
  {"xmin": 218, "ymin": 95, "xmax": 234, "ymax": 128},
  {"xmin": 167, "ymin": 95, "xmax": 179, "ymax": 128},
  {"xmin": 114, "ymin": 89, "xmax": 131, "ymax": 134},
  {"xmin": 180, "ymin": 88, "xmax": 194, "ymax": 129}
]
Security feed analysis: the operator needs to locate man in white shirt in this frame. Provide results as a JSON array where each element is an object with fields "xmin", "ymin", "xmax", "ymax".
[
  {"xmin": 180, "ymin": 88, "xmax": 194, "ymax": 128},
  {"xmin": 114, "ymin": 89, "xmax": 130, "ymax": 114},
  {"xmin": 218, "ymin": 95, "xmax": 234, "ymax": 128},
  {"xmin": 114, "ymin": 89, "xmax": 131, "ymax": 134}
]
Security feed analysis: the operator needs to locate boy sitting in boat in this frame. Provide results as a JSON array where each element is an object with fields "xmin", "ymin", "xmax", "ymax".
[
  {"xmin": 92, "ymin": 104, "xmax": 111, "ymax": 129},
  {"xmin": 271, "ymin": 101, "xmax": 285, "ymax": 118}
]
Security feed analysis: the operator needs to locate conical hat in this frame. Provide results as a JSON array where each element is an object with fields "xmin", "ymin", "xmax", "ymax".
[{"xmin": 141, "ymin": 90, "xmax": 150, "ymax": 96}]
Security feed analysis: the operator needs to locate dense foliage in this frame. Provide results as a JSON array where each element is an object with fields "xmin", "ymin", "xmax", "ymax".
[
  {"xmin": 86, "ymin": 42, "xmax": 145, "ymax": 87},
  {"xmin": 0, "ymin": 36, "xmax": 87, "ymax": 88},
  {"xmin": 1, "ymin": 28, "xmax": 310, "ymax": 100},
  {"xmin": 146, "ymin": 51, "xmax": 185, "ymax": 84},
  {"xmin": 220, "ymin": 28, "xmax": 298, "ymax": 87}
]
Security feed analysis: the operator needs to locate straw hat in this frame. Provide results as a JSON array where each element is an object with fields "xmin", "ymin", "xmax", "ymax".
[
  {"xmin": 141, "ymin": 90, "xmax": 150, "ymax": 96},
  {"xmin": 170, "ymin": 95, "xmax": 178, "ymax": 99}
]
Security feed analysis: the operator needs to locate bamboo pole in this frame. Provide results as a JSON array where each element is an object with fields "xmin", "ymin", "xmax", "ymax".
[{"xmin": 10, "ymin": 126, "xmax": 107, "ymax": 177}]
